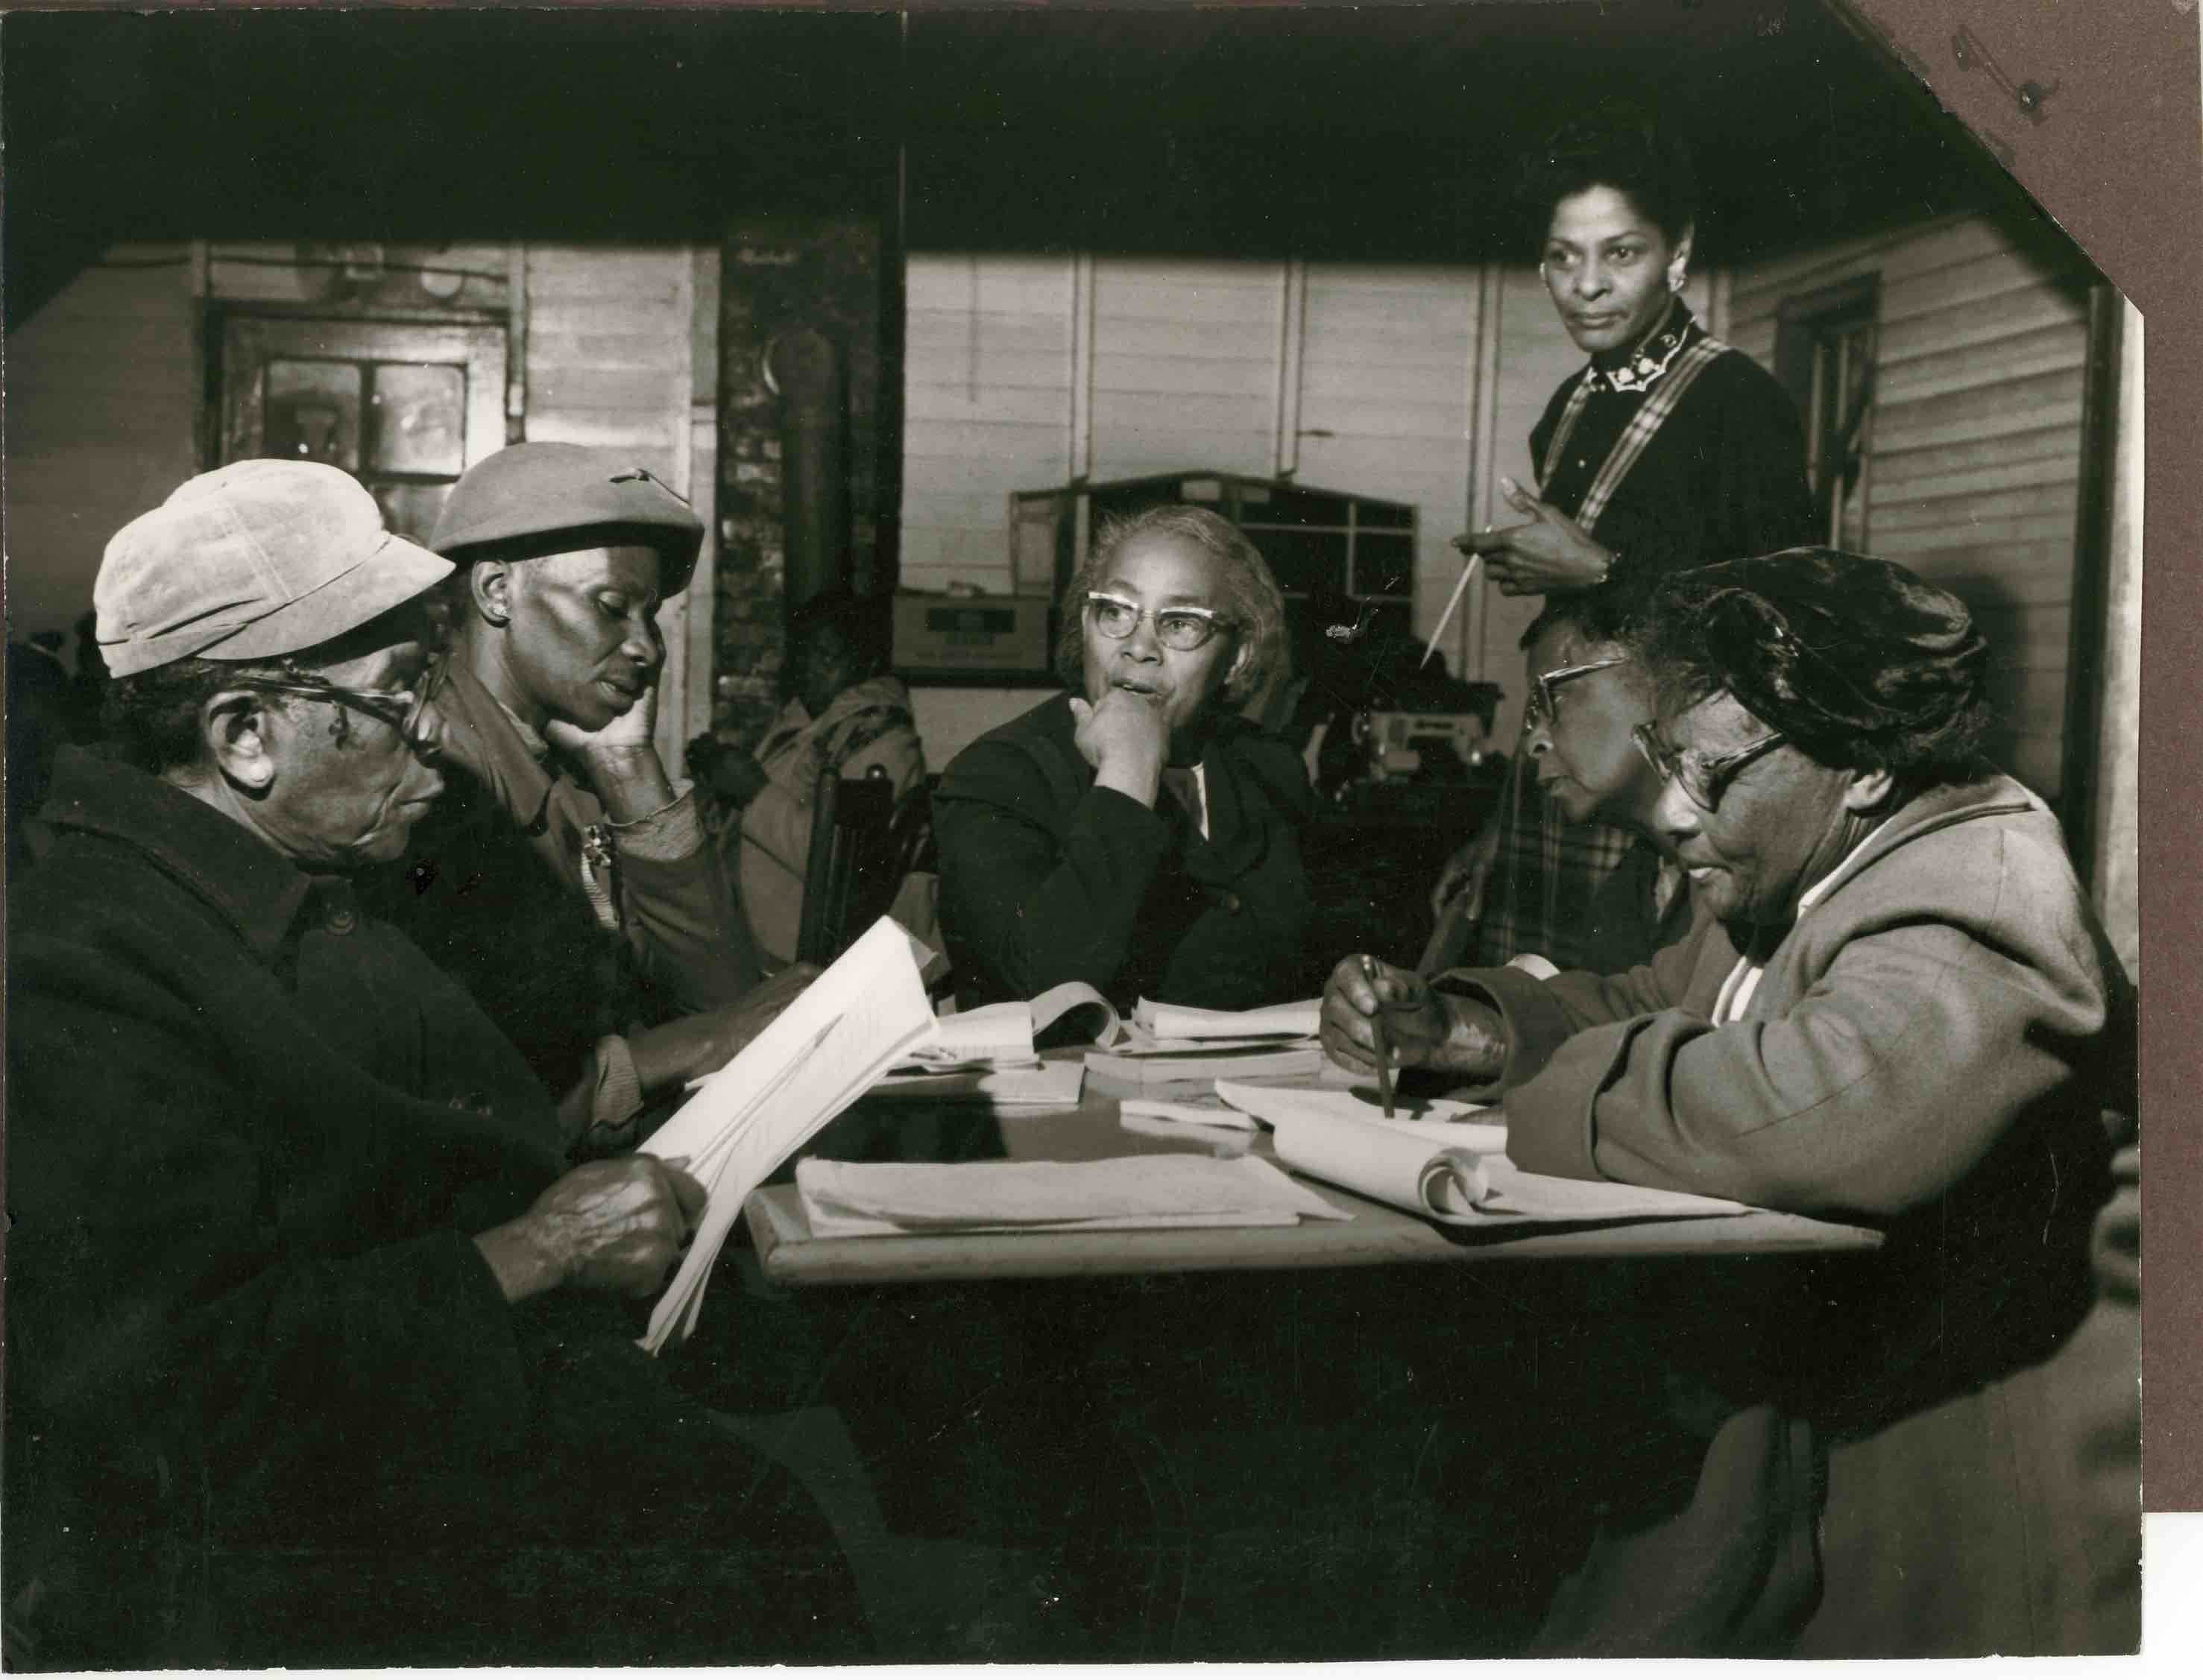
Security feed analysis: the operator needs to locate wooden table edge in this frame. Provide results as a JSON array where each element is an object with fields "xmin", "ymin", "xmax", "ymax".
[{"xmin": 743, "ymin": 1181, "xmax": 1884, "ymax": 1288}]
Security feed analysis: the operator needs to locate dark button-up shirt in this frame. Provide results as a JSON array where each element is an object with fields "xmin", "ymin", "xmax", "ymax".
[
  {"xmin": 934, "ymin": 692, "xmax": 1316, "ymax": 1011},
  {"xmin": 1530, "ymin": 304, "xmax": 1818, "ymax": 581}
]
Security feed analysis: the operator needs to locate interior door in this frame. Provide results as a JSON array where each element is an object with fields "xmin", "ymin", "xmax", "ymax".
[{"xmin": 218, "ymin": 315, "xmax": 508, "ymax": 543}]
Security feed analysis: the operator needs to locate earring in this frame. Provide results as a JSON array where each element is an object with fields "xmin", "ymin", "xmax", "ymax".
[{"xmin": 1668, "ymin": 267, "xmax": 1687, "ymax": 294}]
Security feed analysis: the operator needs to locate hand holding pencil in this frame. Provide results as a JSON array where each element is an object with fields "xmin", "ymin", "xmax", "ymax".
[
  {"xmin": 1320, "ymin": 953, "xmax": 1448, "ymax": 1092},
  {"xmin": 1450, "ymin": 478, "xmax": 1616, "ymax": 598}
]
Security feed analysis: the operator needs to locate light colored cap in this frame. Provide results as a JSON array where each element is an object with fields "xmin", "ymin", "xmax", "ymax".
[
  {"xmin": 96, "ymin": 460, "xmax": 453, "ymax": 678},
  {"xmin": 429, "ymin": 442, "xmax": 705, "ymax": 596}
]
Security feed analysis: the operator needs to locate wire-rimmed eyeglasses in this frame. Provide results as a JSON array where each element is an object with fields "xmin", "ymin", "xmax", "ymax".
[
  {"xmin": 1524, "ymin": 655, "xmax": 1629, "ymax": 731},
  {"xmin": 245, "ymin": 653, "xmax": 447, "ymax": 746}
]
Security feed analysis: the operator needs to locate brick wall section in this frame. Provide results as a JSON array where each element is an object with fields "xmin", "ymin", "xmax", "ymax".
[{"xmin": 713, "ymin": 216, "xmax": 890, "ymax": 742}]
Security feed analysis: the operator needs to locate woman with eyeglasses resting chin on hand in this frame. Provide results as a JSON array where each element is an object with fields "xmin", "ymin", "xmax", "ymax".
[{"xmin": 933, "ymin": 504, "xmax": 1312, "ymax": 1011}]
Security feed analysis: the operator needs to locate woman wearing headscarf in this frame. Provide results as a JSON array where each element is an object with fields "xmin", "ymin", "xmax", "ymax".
[
  {"xmin": 1326, "ymin": 549, "xmax": 2134, "ymax": 1655},
  {"xmin": 1432, "ymin": 102, "xmax": 1818, "ymax": 973},
  {"xmin": 933, "ymin": 504, "xmax": 1308, "ymax": 1011}
]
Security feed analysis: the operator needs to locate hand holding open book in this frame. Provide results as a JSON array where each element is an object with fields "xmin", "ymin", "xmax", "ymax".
[
  {"xmin": 636, "ymin": 917, "xmax": 939, "ymax": 1351},
  {"xmin": 872, "ymin": 981, "xmax": 1120, "ymax": 1105}
]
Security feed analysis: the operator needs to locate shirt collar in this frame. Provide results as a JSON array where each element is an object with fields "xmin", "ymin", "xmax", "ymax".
[
  {"xmin": 1798, "ymin": 818, "xmax": 1892, "ymax": 913},
  {"xmin": 1583, "ymin": 299, "xmax": 1699, "ymax": 395},
  {"xmin": 494, "ymin": 695, "xmax": 552, "ymax": 763},
  {"xmin": 435, "ymin": 662, "xmax": 558, "ymax": 833}
]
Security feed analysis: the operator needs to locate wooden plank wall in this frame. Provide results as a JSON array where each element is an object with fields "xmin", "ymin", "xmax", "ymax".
[
  {"xmin": 1727, "ymin": 214, "xmax": 2092, "ymax": 801},
  {"xmin": 522, "ymin": 245, "xmax": 693, "ymax": 478},
  {"xmin": 1295, "ymin": 264, "xmax": 1483, "ymax": 659},
  {"xmin": 899, "ymin": 252, "xmax": 1484, "ymax": 657},
  {"xmin": 1087, "ymin": 259, "xmax": 1282, "ymax": 484},
  {"xmin": 3, "ymin": 245, "xmax": 201, "ymax": 642},
  {"xmin": 3, "ymin": 240, "xmax": 710, "ymax": 766},
  {"xmin": 901, "ymin": 254, "xmax": 1077, "ymax": 593},
  {"xmin": 520, "ymin": 244, "xmax": 699, "ymax": 766}
]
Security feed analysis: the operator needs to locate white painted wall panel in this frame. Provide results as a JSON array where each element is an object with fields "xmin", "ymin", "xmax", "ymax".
[
  {"xmin": 1727, "ymin": 212, "xmax": 2090, "ymax": 800},
  {"xmin": 901, "ymin": 253, "xmax": 1075, "ymax": 596},
  {"xmin": 1295, "ymin": 263, "xmax": 1481, "ymax": 666},
  {"xmin": 523, "ymin": 244, "xmax": 690, "ymax": 477}
]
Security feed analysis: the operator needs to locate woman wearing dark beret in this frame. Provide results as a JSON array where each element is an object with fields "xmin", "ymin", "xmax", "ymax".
[
  {"xmin": 1326, "ymin": 549, "xmax": 2134, "ymax": 1656},
  {"xmin": 933, "ymin": 505, "xmax": 1311, "ymax": 1011},
  {"xmin": 1440, "ymin": 102, "xmax": 1820, "ymax": 972}
]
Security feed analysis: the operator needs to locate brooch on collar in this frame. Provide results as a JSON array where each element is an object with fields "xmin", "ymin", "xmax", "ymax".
[{"xmin": 1592, "ymin": 323, "xmax": 1688, "ymax": 394}]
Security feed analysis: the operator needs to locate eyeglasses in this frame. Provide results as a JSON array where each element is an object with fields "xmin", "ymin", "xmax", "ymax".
[
  {"xmin": 1525, "ymin": 655, "xmax": 1629, "ymax": 731},
  {"xmin": 1084, "ymin": 592, "xmax": 1232, "ymax": 653},
  {"xmin": 247, "ymin": 654, "xmax": 447, "ymax": 746},
  {"xmin": 1631, "ymin": 720, "xmax": 1788, "ymax": 812}
]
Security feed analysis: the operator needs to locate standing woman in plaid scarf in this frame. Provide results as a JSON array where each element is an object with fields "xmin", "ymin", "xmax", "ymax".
[{"xmin": 1433, "ymin": 103, "xmax": 1817, "ymax": 972}]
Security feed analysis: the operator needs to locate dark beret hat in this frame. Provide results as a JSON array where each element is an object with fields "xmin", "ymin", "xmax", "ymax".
[
  {"xmin": 431, "ymin": 442, "xmax": 705, "ymax": 596},
  {"xmin": 1652, "ymin": 548, "xmax": 1988, "ymax": 751}
]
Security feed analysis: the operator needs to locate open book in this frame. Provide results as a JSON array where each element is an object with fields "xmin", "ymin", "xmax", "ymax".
[
  {"xmin": 872, "ymin": 982, "xmax": 1118, "ymax": 1103},
  {"xmin": 637, "ymin": 916, "xmax": 937, "ymax": 1352},
  {"xmin": 1213, "ymin": 1081, "xmax": 1755, "ymax": 1227}
]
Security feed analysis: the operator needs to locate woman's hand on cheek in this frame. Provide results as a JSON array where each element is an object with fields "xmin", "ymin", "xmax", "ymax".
[{"xmin": 1071, "ymin": 689, "xmax": 1168, "ymax": 805}]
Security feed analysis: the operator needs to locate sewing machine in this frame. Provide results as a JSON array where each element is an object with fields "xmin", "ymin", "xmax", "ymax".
[{"xmin": 1353, "ymin": 710, "xmax": 1494, "ymax": 786}]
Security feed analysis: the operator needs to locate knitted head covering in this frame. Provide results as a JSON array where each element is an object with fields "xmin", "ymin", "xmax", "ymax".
[{"xmin": 1636, "ymin": 549, "xmax": 1992, "ymax": 781}]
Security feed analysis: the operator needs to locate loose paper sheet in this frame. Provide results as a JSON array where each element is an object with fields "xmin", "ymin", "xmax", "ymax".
[
  {"xmin": 1212, "ymin": 1081, "xmax": 1753, "ymax": 1226},
  {"xmin": 871, "ymin": 1057, "xmax": 1088, "ymax": 1106},
  {"xmin": 795, "ymin": 1153, "xmax": 1348, "ymax": 1237},
  {"xmin": 1120, "ymin": 1093, "xmax": 1261, "ymax": 1131}
]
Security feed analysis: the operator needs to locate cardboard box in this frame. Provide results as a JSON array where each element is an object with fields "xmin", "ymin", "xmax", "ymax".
[{"xmin": 893, "ymin": 591, "xmax": 1054, "ymax": 681}]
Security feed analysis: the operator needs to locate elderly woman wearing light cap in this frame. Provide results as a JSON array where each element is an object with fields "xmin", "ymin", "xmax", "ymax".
[
  {"xmin": 1324, "ymin": 549, "xmax": 2134, "ymax": 1655},
  {"xmin": 4, "ymin": 461, "xmax": 860, "ymax": 1668}
]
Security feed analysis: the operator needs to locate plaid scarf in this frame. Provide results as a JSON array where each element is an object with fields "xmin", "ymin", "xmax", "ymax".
[
  {"xmin": 1537, "ymin": 310, "xmax": 1735, "ymax": 536},
  {"xmin": 1469, "ymin": 767, "xmax": 1637, "ymax": 970},
  {"xmin": 1472, "ymin": 306, "xmax": 1736, "ymax": 965}
]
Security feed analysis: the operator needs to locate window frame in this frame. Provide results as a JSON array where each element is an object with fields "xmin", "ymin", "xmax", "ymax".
[{"xmin": 1774, "ymin": 272, "xmax": 1882, "ymax": 550}]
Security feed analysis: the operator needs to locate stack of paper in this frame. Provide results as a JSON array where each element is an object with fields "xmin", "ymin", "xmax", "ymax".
[
  {"xmin": 1130, "ymin": 997, "xmax": 1323, "ymax": 1044},
  {"xmin": 1085, "ymin": 997, "xmax": 1329, "ymax": 1087},
  {"xmin": 637, "ymin": 917, "xmax": 938, "ymax": 1351},
  {"xmin": 795, "ymin": 1153, "xmax": 1347, "ymax": 1237},
  {"xmin": 1212, "ymin": 1081, "xmax": 1753, "ymax": 1228}
]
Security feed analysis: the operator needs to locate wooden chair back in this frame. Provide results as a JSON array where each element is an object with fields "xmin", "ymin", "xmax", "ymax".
[{"xmin": 795, "ymin": 764, "xmax": 911, "ymax": 965}]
